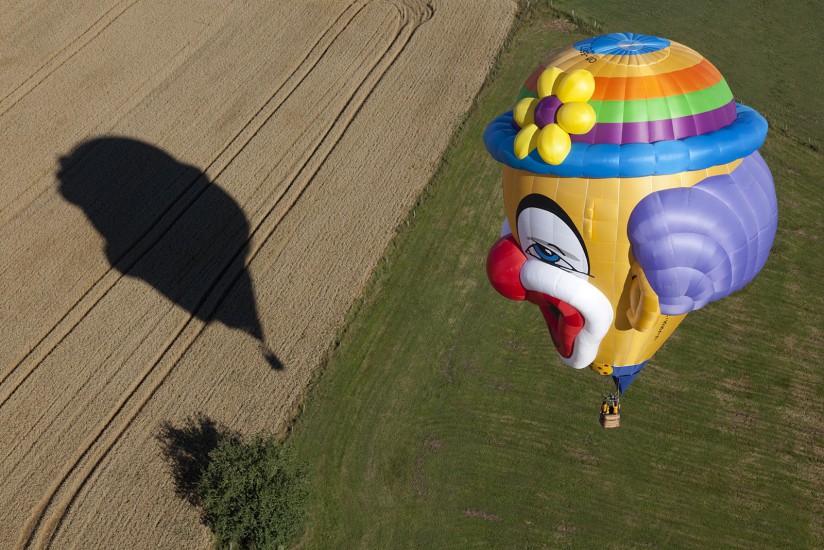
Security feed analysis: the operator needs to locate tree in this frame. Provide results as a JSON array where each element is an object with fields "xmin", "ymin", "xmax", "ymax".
[{"xmin": 198, "ymin": 434, "xmax": 308, "ymax": 549}]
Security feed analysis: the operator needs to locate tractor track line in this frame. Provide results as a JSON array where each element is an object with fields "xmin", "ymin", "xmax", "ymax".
[{"xmin": 0, "ymin": 0, "xmax": 138, "ymax": 114}]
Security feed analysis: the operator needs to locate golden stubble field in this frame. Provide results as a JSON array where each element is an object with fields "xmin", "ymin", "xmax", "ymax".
[{"xmin": 0, "ymin": 0, "xmax": 516, "ymax": 547}]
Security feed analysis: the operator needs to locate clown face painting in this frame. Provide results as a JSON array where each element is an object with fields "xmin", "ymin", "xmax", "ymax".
[{"xmin": 485, "ymin": 33, "xmax": 777, "ymax": 394}]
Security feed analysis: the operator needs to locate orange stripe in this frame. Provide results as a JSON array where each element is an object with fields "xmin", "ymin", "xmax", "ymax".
[
  {"xmin": 524, "ymin": 57, "xmax": 723, "ymax": 101},
  {"xmin": 591, "ymin": 58, "xmax": 722, "ymax": 101}
]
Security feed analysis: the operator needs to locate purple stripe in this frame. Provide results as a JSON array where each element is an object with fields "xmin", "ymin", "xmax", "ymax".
[{"xmin": 571, "ymin": 101, "xmax": 737, "ymax": 145}]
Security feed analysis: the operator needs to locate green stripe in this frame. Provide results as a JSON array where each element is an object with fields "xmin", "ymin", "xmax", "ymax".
[
  {"xmin": 515, "ymin": 79, "xmax": 733, "ymax": 123},
  {"xmin": 515, "ymin": 87, "xmax": 538, "ymax": 103},
  {"xmin": 589, "ymin": 79, "xmax": 733, "ymax": 123}
]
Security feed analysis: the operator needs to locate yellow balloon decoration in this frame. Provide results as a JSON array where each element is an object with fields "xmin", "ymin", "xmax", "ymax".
[
  {"xmin": 554, "ymin": 69, "xmax": 596, "ymax": 103},
  {"xmin": 556, "ymin": 102, "xmax": 596, "ymax": 135},
  {"xmin": 513, "ymin": 123, "xmax": 540, "ymax": 159},
  {"xmin": 536, "ymin": 66, "xmax": 564, "ymax": 97},
  {"xmin": 513, "ymin": 97, "xmax": 537, "ymax": 128},
  {"xmin": 536, "ymin": 124, "xmax": 571, "ymax": 165}
]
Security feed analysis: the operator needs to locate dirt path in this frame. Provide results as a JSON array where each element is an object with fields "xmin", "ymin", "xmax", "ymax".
[{"xmin": 0, "ymin": 1, "xmax": 516, "ymax": 547}]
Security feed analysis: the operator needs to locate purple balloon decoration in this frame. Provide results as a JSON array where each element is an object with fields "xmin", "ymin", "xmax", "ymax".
[
  {"xmin": 534, "ymin": 95, "xmax": 563, "ymax": 128},
  {"xmin": 627, "ymin": 151, "xmax": 777, "ymax": 315}
]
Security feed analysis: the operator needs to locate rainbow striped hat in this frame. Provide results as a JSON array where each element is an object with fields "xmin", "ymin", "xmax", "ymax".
[{"xmin": 485, "ymin": 33, "xmax": 768, "ymax": 178}]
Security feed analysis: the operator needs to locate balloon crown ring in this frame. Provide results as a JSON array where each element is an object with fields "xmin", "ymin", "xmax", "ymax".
[{"xmin": 512, "ymin": 68, "xmax": 596, "ymax": 165}]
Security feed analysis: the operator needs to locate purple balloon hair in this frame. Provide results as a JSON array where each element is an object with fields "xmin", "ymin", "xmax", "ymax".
[{"xmin": 627, "ymin": 151, "xmax": 777, "ymax": 315}]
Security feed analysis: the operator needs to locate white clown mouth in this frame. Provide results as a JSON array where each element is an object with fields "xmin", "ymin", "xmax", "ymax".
[
  {"xmin": 490, "ymin": 196, "xmax": 615, "ymax": 369},
  {"xmin": 519, "ymin": 258, "xmax": 613, "ymax": 369},
  {"xmin": 514, "ymin": 195, "xmax": 614, "ymax": 369}
]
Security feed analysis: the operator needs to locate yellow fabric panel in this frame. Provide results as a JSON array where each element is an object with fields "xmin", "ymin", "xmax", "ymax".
[
  {"xmin": 501, "ymin": 157, "xmax": 741, "ymax": 366},
  {"xmin": 546, "ymin": 41, "xmax": 704, "ymax": 79},
  {"xmin": 503, "ymin": 159, "xmax": 741, "ymax": 246}
]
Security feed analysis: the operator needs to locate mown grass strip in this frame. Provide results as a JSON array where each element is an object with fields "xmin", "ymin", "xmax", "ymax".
[{"xmin": 290, "ymin": 2, "xmax": 824, "ymax": 547}]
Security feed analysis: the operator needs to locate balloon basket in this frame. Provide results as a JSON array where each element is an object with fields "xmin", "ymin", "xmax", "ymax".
[
  {"xmin": 600, "ymin": 394, "xmax": 621, "ymax": 428},
  {"xmin": 599, "ymin": 412, "xmax": 620, "ymax": 429}
]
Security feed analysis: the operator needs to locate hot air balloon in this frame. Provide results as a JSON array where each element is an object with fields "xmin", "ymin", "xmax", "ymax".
[{"xmin": 484, "ymin": 33, "xmax": 777, "ymax": 424}]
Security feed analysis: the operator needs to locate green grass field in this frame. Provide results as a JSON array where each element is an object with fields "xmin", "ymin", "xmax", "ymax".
[{"xmin": 290, "ymin": 2, "xmax": 824, "ymax": 547}]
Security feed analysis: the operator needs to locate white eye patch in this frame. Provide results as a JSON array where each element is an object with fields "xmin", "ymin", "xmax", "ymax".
[
  {"xmin": 516, "ymin": 200, "xmax": 589, "ymax": 279},
  {"xmin": 514, "ymin": 194, "xmax": 611, "ymax": 369}
]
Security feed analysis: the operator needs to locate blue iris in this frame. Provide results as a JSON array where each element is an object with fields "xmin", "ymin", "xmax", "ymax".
[
  {"xmin": 528, "ymin": 243, "xmax": 560, "ymax": 264},
  {"xmin": 525, "ymin": 239, "xmax": 592, "ymax": 278}
]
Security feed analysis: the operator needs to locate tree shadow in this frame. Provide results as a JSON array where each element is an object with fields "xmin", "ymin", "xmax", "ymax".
[
  {"xmin": 57, "ymin": 137, "xmax": 281, "ymax": 369},
  {"xmin": 155, "ymin": 414, "xmax": 240, "ymax": 508}
]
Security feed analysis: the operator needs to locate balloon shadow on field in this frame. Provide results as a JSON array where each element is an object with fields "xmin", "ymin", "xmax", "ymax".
[{"xmin": 57, "ymin": 137, "xmax": 282, "ymax": 369}]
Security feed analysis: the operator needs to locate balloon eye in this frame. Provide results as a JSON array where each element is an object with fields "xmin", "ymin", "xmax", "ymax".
[
  {"xmin": 525, "ymin": 241, "xmax": 588, "ymax": 277},
  {"xmin": 527, "ymin": 243, "xmax": 561, "ymax": 264}
]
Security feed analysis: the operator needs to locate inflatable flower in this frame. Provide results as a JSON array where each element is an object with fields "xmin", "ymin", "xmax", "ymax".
[{"xmin": 512, "ymin": 68, "xmax": 597, "ymax": 164}]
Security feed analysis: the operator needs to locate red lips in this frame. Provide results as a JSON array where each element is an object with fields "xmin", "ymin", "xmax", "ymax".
[{"xmin": 487, "ymin": 234, "xmax": 584, "ymax": 358}]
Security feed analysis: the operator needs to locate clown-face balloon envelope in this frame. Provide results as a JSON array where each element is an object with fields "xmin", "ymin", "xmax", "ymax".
[{"xmin": 484, "ymin": 33, "xmax": 777, "ymax": 393}]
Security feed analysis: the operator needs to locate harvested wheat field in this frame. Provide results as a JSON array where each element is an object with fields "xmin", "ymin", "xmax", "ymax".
[{"xmin": 0, "ymin": 0, "xmax": 516, "ymax": 547}]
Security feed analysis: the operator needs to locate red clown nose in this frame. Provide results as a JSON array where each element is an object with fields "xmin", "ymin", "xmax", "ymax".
[
  {"xmin": 487, "ymin": 234, "xmax": 584, "ymax": 359},
  {"xmin": 486, "ymin": 235, "xmax": 527, "ymax": 301}
]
